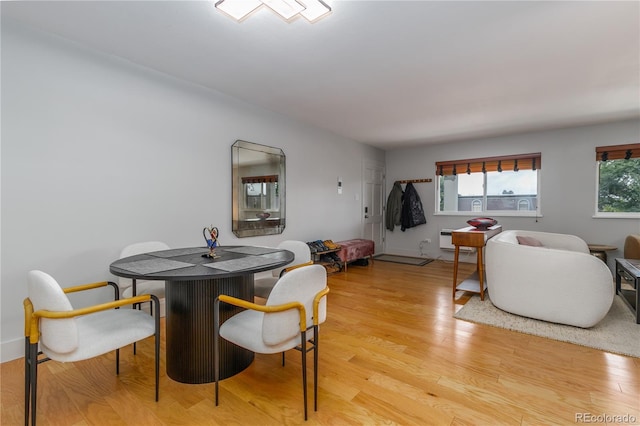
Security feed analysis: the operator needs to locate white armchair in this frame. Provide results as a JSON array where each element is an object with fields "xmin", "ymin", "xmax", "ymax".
[
  {"xmin": 254, "ymin": 240, "xmax": 312, "ymax": 300},
  {"xmin": 119, "ymin": 241, "xmax": 170, "ymax": 316},
  {"xmin": 485, "ymin": 230, "xmax": 614, "ymax": 328},
  {"xmin": 214, "ymin": 264, "xmax": 329, "ymax": 420},
  {"xmin": 24, "ymin": 270, "xmax": 160, "ymax": 425}
]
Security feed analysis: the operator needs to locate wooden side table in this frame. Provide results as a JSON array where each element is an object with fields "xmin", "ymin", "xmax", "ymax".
[
  {"xmin": 452, "ymin": 225, "xmax": 502, "ymax": 301},
  {"xmin": 587, "ymin": 244, "xmax": 617, "ymax": 263}
]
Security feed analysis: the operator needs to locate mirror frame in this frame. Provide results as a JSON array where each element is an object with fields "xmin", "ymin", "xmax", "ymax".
[{"xmin": 232, "ymin": 140, "xmax": 286, "ymax": 238}]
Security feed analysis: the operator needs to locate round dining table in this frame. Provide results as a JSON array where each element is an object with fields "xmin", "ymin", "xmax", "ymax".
[{"xmin": 109, "ymin": 245, "xmax": 294, "ymax": 384}]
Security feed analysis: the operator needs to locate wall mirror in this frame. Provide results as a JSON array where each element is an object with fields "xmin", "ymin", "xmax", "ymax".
[{"xmin": 232, "ymin": 140, "xmax": 286, "ymax": 238}]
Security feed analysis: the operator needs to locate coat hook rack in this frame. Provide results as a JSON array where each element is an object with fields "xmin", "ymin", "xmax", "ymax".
[{"xmin": 395, "ymin": 178, "xmax": 432, "ymax": 184}]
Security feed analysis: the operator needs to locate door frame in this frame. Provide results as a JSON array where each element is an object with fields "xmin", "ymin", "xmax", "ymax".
[{"xmin": 361, "ymin": 159, "xmax": 386, "ymax": 254}]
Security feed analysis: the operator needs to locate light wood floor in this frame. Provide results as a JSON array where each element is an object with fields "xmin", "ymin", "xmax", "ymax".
[{"xmin": 2, "ymin": 260, "xmax": 639, "ymax": 425}]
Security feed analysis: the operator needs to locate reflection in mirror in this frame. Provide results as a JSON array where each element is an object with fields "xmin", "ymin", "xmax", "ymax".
[{"xmin": 232, "ymin": 140, "xmax": 286, "ymax": 237}]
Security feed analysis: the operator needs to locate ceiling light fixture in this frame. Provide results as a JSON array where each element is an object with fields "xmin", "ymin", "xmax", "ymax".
[
  {"xmin": 215, "ymin": 0, "xmax": 263, "ymax": 21},
  {"xmin": 263, "ymin": 0, "xmax": 305, "ymax": 20},
  {"xmin": 214, "ymin": 0, "xmax": 331, "ymax": 23}
]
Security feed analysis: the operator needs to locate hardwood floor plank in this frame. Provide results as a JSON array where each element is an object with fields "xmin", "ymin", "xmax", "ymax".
[
  {"xmin": 3, "ymin": 260, "xmax": 639, "ymax": 425},
  {"xmin": 350, "ymin": 389, "xmax": 454, "ymax": 425}
]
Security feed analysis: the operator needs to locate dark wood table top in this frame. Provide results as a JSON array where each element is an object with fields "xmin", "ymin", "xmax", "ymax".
[{"xmin": 110, "ymin": 246, "xmax": 294, "ymax": 281}]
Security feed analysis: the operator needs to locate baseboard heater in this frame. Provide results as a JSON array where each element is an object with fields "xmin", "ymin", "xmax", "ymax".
[{"xmin": 439, "ymin": 229, "xmax": 475, "ymax": 252}]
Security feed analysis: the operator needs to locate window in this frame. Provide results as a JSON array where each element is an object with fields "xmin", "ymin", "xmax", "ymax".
[
  {"xmin": 595, "ymin": 143, "xmax": 640, "ymax": 216},
  {"xmin": 436, "ymin": 153, "xmax": 540, "ymax": 215},
  {"xmin": 242, "ymin": 175, "xmax": 280, "ymax": 211}
]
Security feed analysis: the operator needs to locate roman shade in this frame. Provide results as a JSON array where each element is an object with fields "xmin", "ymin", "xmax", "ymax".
[
  {"xmin": 435, "ymin": 153, "xmax": 542, "ymax": 176},
  {"xmin": 241, "ymin": 175, "xmax": 278, "ymax": 184},
  {"xmin": 595, "ymin": 143, "xmax": 640, "ymax": 161}
]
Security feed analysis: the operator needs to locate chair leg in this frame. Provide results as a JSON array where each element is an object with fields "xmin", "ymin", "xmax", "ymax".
[
  {"xmin": 282, "ymin": 352, "xmax": 285, "ymax": 367},
  {"xmin": 28, "ymin": 343, "xmax": 38, "ymax": 426},
  {"xmin": 214, "ymin": 297, "xmax": 220, "ymax": 406},
  {"xmin": 24, "ymin": 338, "xmax": 30, "ymax": 426},
  {"xmin": 133, "ymin": 279, "xmax": 137, "ymax": 355},
  {"xmin": 301, "ymin": 331, "xmax": 308, "ymax": 421},
  {"xmin": 155, "ymin": 338, "xmax": 159, "ymax": 402},
  {"xmin": 153, "ymin": 295, "xmax": 160, "ymax": 402},
  {"xmin": 313, "ymin": 325, "xmax": 319, "ymax": 412},
  {"xmin": 116, "ymin": 348, "xmax": 120, "ymax": 375}
]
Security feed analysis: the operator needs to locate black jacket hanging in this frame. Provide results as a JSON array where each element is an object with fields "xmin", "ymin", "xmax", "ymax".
[
  {"xmin": 385, "ymin": 182, "xmax": 404, "ymax": 232},
  {"xmin": 400, "ymin": 182, "xmax": 426, "ymax": 231}
]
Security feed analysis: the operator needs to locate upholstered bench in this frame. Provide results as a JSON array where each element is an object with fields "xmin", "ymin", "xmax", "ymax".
[{"xmin": 335, "ymin": 239, "xmax": 375, "ymax": 272}]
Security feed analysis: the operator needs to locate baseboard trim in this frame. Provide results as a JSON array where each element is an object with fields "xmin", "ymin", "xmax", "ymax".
[{"xmin": 1, "ymin": 337, "xmax": 24, "ymax": 363}]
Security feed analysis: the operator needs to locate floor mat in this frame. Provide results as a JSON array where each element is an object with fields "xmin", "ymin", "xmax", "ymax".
[{"xmin": 374, "ymin": 254, "xmax": 434, "ymax": 266}]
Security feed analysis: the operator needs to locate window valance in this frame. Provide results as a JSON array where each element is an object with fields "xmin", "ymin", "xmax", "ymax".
[
  {"xmin": 241, "ymin": 175, "xmax": 278, "ymax": 184},
  {"xmin": 435, "ymin": 153, "xmax": 542, "ymax": 176},
  {"xmin": 595, "ymin": 143, "xmax": 640, "ymax": 161}
]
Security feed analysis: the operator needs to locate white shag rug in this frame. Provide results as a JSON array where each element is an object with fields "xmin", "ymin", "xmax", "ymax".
[{"xmin": 454, "ymin": 294, "xmax": 640, "ymax": 358}]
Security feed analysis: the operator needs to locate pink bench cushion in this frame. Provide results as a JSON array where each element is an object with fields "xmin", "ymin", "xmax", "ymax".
[{"xmin": 336, "ymin": 239, "xmax": 375, "ymax": 263}]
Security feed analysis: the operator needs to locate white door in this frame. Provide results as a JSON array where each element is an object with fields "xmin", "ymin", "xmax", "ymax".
[{"xmin": 362, "ymin": 160, "xmax": 385, "ymax": 254}]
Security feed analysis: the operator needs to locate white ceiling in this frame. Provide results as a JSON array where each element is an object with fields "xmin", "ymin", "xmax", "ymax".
[{"xmin": 3, "ymin": 1, "xmax": 639, "ymax": 150}]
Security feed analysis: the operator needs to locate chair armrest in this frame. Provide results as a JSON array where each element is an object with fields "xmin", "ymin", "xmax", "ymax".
[
  {"xmin": 313, "ymin": 287, "xmax": 330, "ymax": 326},
  {"xmin": 35, "ymin": 294, "xmax": 152, "ymax": 319},
  {"xmin": 23, "ymin": 298, "xmax": 33, "ymax": 338},
  {"xmin": 63, "ymin": 280, "xmax": 120, "ymax": 300},
  {"xmin": 218, "ymin": 295, "xmax": 307, "ymax": 331}
]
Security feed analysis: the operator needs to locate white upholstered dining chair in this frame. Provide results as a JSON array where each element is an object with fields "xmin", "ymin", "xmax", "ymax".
[
  {"xmin": 254, "ymin": 240, "xmax": 312, "ymax": 300},
  {"xmin": 119, "ymin": 241, "xmax": 170, "ymax": 316},
  {"xmin": 214, "ymin": 264, "xmax": 329, "ymax": 420},
  {"xmin": 24, "ymin": 270, "xmax": 160, "ymax": 425}
]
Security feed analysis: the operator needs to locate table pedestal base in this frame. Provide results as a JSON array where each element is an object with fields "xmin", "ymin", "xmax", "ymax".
[{"xmin": 166, "ymin": 276, "xmax": 254, "ymax": 384}]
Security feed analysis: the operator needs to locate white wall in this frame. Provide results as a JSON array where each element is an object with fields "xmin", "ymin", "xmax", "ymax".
[
  {"xmin": 0, "ymin": 21, "xmax": 384, "ymax": 361},
  {"xmin": 385, "ymin": 119, "xmax": 640, "ymax": 265}
]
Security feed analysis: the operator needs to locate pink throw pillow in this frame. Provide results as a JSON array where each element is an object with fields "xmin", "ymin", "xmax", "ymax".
[{"xmin": 517, "ymin": 236, "xmax": 544, "ymax": 247}]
